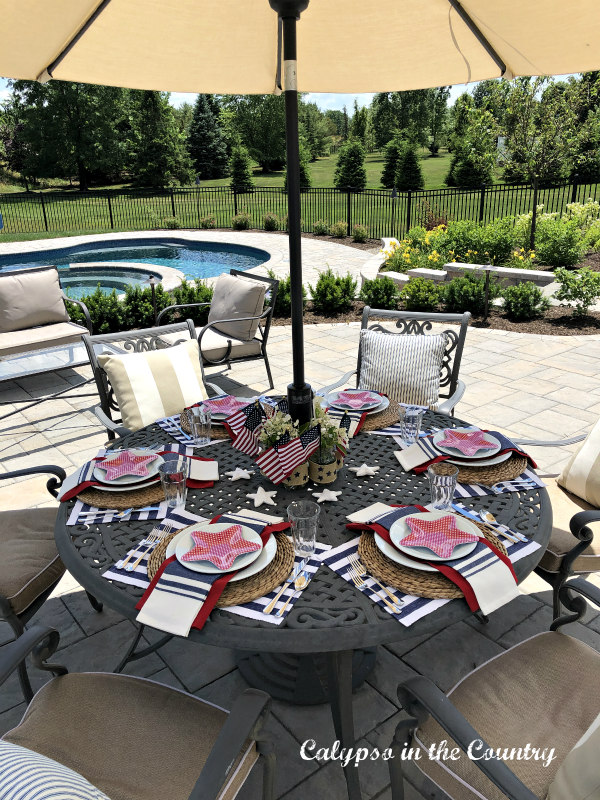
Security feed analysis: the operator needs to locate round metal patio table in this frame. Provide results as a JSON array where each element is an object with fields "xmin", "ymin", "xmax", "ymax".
[{"xmin": 54, "ymin": 410, "xmax": 552, "ymax": 800}]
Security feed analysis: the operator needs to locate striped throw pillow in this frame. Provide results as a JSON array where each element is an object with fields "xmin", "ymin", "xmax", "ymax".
[
  {"xmin": 0, "ymin": 740, "xmax": 110, "ymax": 799},
  {"xmin": 358, "ymin": 329, "xmax": 447, "ymax": 408},
  {"xmin": 98, "ymin": 339, "xmax": 207, "ymax": 431},
  {"xmin": 557, "ymin": 417, "xmax": 600, "ymax": 506}
]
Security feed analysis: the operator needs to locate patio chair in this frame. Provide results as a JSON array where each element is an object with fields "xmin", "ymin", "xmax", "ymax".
[
  {"xmin": 318, "ymin": 307, "xmax": 471, "ymax": 414},
  {"xmin": 0, "ymin": 465, "xmax": 102, "ymax": 703},
  {"xmin": 389, "ymin": 575, "xmax": 600, "ymax": 800},
  {"xmin": 83, "ymin": 320, "xmax": 224, "ymax": 439},
  {"xmin": 0, "ymin": 625, "xmax": 275, "ymax": 800},
  {"xmin": 157, "ymin": 269, "xmax": 279, "ymax": 390}
]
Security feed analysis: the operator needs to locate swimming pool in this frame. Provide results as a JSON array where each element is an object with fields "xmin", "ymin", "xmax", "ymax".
[
  {"xmin": 59, "ymin": 266, "xmax": 162, "ymax": 299},
  {"xmin": 0, "ymin": 238, "xmax": 270, "ymax": 290}
]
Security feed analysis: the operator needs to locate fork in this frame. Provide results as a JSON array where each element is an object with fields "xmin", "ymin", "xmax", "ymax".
[
  {"xmin": 124, "ymin": 524, "xmax": 174, "ymax": 572},
  {"xmin": 347, "ymin": 554, "xmax": 404, "ymax": 609},
  {"xmin": 346, "ymin": 561, "xmax": 398, "ymax": 613},
  {"xmin": 490, "ymin": 479, "xmax": 536, "ymax": 495},
  {"xmin": 264, "ymin": 559, "xmax": 306, "ymax": 614}
]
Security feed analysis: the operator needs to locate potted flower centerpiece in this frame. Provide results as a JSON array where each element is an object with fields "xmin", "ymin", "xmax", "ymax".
[
  {"xmin": 308, "ymin": 399, "xmax": 349, "ymax": 485},
  {"xmin": 258, "ymin": 410, "xmax": 309, "ymax": 488}
]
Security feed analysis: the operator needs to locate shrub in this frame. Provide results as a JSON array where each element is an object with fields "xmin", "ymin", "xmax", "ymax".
[
  {"xmin": 399, "ymin": 277, "xmax": 444, "ymax": 311},
  {"xmin": 405, "ymin": 226, "xmax": 428, "ymax": 248},
  {"xmin": 534, "ymin": 218, "xmax": 585, "ymax": 267},
  {"xmin": 263, "ymin": 212, "xmax": 279, "ymax": 231},
  {"xmin": 280, "ymin": 215, "xmax": 303, "ymax": 231},
  {"xmin": 162, "ymin": 216, "xmax": 181, "ymax": 229},
  {"xmin": 122, "ymin": 283, "xmax": 172, "ymax": 329},
  {"xmin": 309, "ymin": 268, "xmax": 357, "ymax": 315},
  {"xmin": 358, "ymin": 277, "xmax": 400, "ymax": 310},
  {"xmin": 199, "ymin": 215, "xmax": 216, "ymax": 229},
  {"xmin": 66, "ymin": 285, "xmax": 124, "ymax": 334},
  {"xmin": 232, "ymin": 211, "xmax": 252, "ymax": 230},
  {"xmin": 229, "ymin": 145, "xmax": 254, "ymax": 193},
  {"xmin": 352, "ymin": 224, "xmax": 369, "ymax": 243},
  {"xmin": 584, "ymin": 220, "xmax": 600, "ymax": 251},
  {"xmin": 554, "ymin": 267, "xmax": 600, "ymax": 317},
  {"xmin": 480, "ymin": 217, "xmax": 516, "ymax": 265},
  {"xmin": 444, "ymin": 219, "xmax": 485, "ymax": 262},
  {"xmin": 443, "ymin": 272, "xmax": 501, "ymax": 316},
  {"xmin": 502, "ymin": 282, "xmax": 550, "ymax": 320},
  {"xmin": 167, "ymin": 279, "xmax": 214, "ymax": 327},
  {"xmin": 329, "ymin": 220, "xmax": 347, "ymax": 238},
  {"xmin": 505, "ymin": 247, "xmax": 537, "ymax": 269},
  {"xmin": 267, "ymin": 269, "xmax": 307, "ymax": 317},
  {"xmin": 313, "ymin": 219, "xmax": 329, "ymax": 236},
  {"xmin": 418, "ymin": 200, "xmax": 448, "ymax": 230},
  {"xmin": 564, "ymin": 199, "xmax": 600, "ymax": 230}
]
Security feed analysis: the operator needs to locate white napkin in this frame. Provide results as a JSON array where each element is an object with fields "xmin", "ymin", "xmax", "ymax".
[
  {"xmin": 394, "ymin": 443, "xmax": 430, "ymax": 471},
  {"xmin": 189, "ymin": 459, "xmax": 219, "ymax": 482},
  {"xmin": 346, "ymin": 502, "xmax": 392, "ymax": 524}
]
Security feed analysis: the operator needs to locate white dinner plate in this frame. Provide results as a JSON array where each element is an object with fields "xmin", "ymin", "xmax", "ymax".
[
  {"xmin": 389, "ymin": 510, "xmax": 480, "ymax": 562},
  {"xmin": 200, "ymin": 395, "xmax": 252, "ymax": 421},
  {"xmin": 374, "ymin": 533, "xmax": 438, "ymax": 573},
  {"xmin": 172, "ymin": 522, "xmax": 263, "ymax": 574},
  {"xmin": 327, "ymin": 389, "xmax": 384, "ymax": 412},
  {"xmin": 447, "ymin": 451, "xmax": 512, "ymax": 468},
  {"xmin": 92, "ymin": 476, "xmax": 160, "ymax": 492},
  {"xmin": 364, "ymin": 395, "xmax": 390, "ymax": 416},
  {"xmin": 93, "ymin": 450, "xmax": 163, "ymax": 485},
  {"xmin": 166, "ymin": 527, "xmax": 276, "ymax": 581},
  {"xmin": 432, "ymin": 428, "xmax": 501, "ymax": 459}
]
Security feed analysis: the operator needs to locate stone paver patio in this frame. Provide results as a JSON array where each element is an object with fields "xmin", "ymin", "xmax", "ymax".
[{"xmin": 1, "ymin": 238, "xmax": 599, "ymax": 799}]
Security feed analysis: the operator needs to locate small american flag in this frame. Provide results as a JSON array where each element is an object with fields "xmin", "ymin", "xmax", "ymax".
[
  {"xmin": 256, "ymin": 424, "xmax": 321, "ymax": 484},
  {"xmin": 225, "ymin": 401, "xmax": 265, "ymax": 456}
]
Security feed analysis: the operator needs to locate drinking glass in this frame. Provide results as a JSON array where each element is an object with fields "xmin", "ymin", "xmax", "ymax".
[
  {"xmin": 287, "ymin": 500, "xmax": 320, "ymax": 559},
  {"xmin": 398, "ymin": 406, "xmax": 425, "ymax": 446},
  {"xmin": 190, "ymin": 405, "xmax": 212, "ymax": 446},
  {"xmin": 158, "ymin": 457, "xmax": 188, "ymax": 508},
  {"xmin": 427, "ymin": 463, "xmax": 459, "ymax": 511}
]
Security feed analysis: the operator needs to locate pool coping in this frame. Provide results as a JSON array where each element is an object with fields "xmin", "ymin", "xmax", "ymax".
[{"xmin": 62, "ymin": 261, "xmax": 185, "ymax": 292}]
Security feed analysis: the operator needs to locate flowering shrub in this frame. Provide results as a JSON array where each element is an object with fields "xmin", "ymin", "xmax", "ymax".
[
  {"xmin": 564, "ymin": 199, "xmax": 600, "ymax": 230},
  {"xmin": 505, "ymin": 248, "xmax": 537, "ymax": 269}
]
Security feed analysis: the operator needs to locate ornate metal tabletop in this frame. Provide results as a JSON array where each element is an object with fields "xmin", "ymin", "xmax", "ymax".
[{"xmin": 54, "ymin": 411, "xmax": 552, "ymax": 654}]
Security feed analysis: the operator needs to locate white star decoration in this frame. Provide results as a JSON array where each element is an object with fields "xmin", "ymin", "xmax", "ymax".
[
  {"xmin": 349, "ymin": 464, "xmax": 380, "ymax": 477},
  {"xmin": 313, "ymin": 488, "xmax": 342, "ymax": 503},
  {"xmin": 225, "ymin": 467, "xmax": 254, "ymax": 481},
  {"xmin": 246, "ymin": 486, "xmax": 277, "ymax": 508}
]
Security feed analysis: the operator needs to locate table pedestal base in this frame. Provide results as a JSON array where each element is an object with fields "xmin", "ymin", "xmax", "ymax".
[{"xmin": 235, "ymin": 647, "xmax": 377, "ymax": 705}]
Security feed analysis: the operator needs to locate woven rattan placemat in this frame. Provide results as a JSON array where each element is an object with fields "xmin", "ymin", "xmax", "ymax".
[
  {"xmin": 447, "ymin": 454, "xmax": 528, "ymax": 486},
  {"xmin": 361, "ymin": 400, "xmax": 400, "ymax": 433},
  {"xmin": 79, "ymin": 482, "xmax": 164, "ymax": 510},
  {"xmin": 147, "ymin": 530, "xmax": 294, "ymax": 607},
  {"xmin": 359, "ymin": 520, "xmax": 507, "ymax": 600},
  {"xmin": 180, "ymin": 408, "xmax": 230, "ymax": 440}
]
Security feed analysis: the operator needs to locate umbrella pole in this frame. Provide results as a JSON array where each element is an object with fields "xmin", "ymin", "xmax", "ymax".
[{"xmin": 271, "ymin": 0, "xmax": 312, "ymax": 426}]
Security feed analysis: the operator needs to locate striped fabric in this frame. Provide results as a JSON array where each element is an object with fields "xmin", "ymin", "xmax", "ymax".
[
  {"xmin": 0, "ymin": 740, "xmax": 110, "ymax": 799},
  {"xmin": 98, "ymin": 339, "xmax": 207, "ymax": 431},
  {"xmin": 358, "ymin": 329, "xmax": 447, "ymax": 408},
  {"xmin": 558, "ymin": 416, "xmax": 600, "ymax": 506}
]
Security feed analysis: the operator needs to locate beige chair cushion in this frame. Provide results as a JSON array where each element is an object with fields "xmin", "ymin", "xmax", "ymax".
[
  {"xmin": 4, "ymin": 673, "xmax": 258, "ymax": 800},
  {"xmin": 558, "ymin": 417, "xmax": 600, "ymax": 506},
  {"xmin": 358, "ymin": 329, "xmax": 447, "ymax": 407},
  {"xmin": 0, "ymin": 507, "xmax": 65, "ymax": 615},
  {"xmin": 199, "ymin": 327, "xmax": 262, "ymax": 363},
  {"xmin": 0, "ymin": 269, "xmax": 69, "ymax": 333},
  {"xmin": 0, "ymin": 321, "xmax": 88, "ymax": 357},
  {"xmin": 548, "ymin": 712, "xmax": 600, "ymax": 799},
  {"xmin": 412, "ymin": 632, "xmax": 600, "ymax": 800},
  {"xmin": 537, "ymin": 478, "xmax": 600, "ymax": 573},
  {"xmin": 98, "ymin": 339, "xmax": 207, "ymax": 431},
  {"xmin": 208, "ymin": 273, "xmax": 266, "ymax": 341}
]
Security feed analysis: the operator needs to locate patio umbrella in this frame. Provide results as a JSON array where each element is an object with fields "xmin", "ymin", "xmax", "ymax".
[{"xmin": 1, "ymin": 0, "xmax": 599, "ymax": 422}]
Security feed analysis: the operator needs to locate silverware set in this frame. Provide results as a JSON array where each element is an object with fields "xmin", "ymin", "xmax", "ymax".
[
  {"xmin": 489, "ymin": 479, "xmax": 537, "ymax": 494},
  {"xmin": 166, "ymin": 416, "xmax": 192, "ymax": 441},
  {"xmin": 346, "ymin": 554, "xmax": 404, "ymax": 613},
  {"xmin": 117, "ymin": 523, "xmax": 174, "ymax": 572},
  {"xmin": 264, "ymin": 559, "xmax": 306, "ymax": 615},
  {"xmin": 77, "ymin": 504, "xmax": 160, "ymax": 522}
]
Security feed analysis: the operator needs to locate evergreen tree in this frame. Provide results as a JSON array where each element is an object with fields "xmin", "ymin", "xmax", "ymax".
[
  {"xmin": 395, "ymin": 143, "xmax": 425, "ymax": 190},
  {"xmin": 342, "ymin": 106, "xmax": 349, "ymax": 140},
  {"xmin": 381, "ymin": 135, "xmax": 404, "ymax": 188},
  {"xmin": 350, "ymin": 99, "xmax": 368, "ymax": 144},
  {"xmin": 229, "ymin": 144, "xmax": 254, "ymax": 192},
  {"xmin": 333, "ymin": 138, "xmax": 367, "ymax": 190},
  {"xmin": 132, "ymin": 91, "xmax": 193, "ymax": 187},
  {"xmin": 188, "ymin": 93, "xmax": 228, "ymax": 179}
]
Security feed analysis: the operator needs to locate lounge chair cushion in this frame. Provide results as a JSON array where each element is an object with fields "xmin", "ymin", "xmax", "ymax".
[
  {"xmin": 0, "ymin": 269, "xmax": 69, "ymax": 333},
  {"xmin": 537, "ymin": 478, "xmax": 600, "ymax": 573},
  {"xmin": 558, "ymin": 417, "xmax": 600, "ymax": 506},
  {"xmin": 0, "ymin": 740, "xmax": 110, "ymax": 799},
  {"xmin": 199, "ymin": 327, "xmax": 262, "ymax": 363},
  {"xmin": 208, "ymin": 273, "xmax": 266, "ymax": 342},
  {"xmin": 98, "ymin": 339, "xmax": 207, "ymax": 431},
  {"xmin": 548, "ymin": 712, "xmax": 600, "ymax": 799},
  {"xmin": 358, "ymin": 329, "xmax": 447, "ymax": 407},
  {"xmin": 0, "ymin": 321, "xmax": 89, "ymax": 357},
  {"xmin": 413, "ymin": 632, "xmax": 600, "ymax": 800},
  {"xmin": 4, "ymin": 673, "xmax": 258, "ymax": 800},
  {"xmin": 0, "ymin": 507, "xmax": 64, "ymax": 616}
]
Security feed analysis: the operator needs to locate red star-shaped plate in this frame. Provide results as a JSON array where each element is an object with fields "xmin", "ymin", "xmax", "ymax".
[
  {"xmin": 436, "ymin": 429, "xmax": 497, "ymax": 457},
  {"xmin": 180, "ymin": 524, "xmax": 262, "ymax": 570},
  {"xmin": 201, "ymin": 396, "xmax": 248, "ymax": 416},
  {"xmin": 334, "ymin": 390, "xmax": 380, "ymax": 409},
  {"xmin": 402, "ymin": 515, "xmax": 479, "ymax": 559},
  {"xmin": 98, "ymin": 450, "xmax": 157, "ymax": 481}
]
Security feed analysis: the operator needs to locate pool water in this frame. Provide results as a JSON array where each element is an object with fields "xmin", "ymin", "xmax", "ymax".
[{"xmin": 59, "ymin": 266, "xmax": 159, "ymax": 299}]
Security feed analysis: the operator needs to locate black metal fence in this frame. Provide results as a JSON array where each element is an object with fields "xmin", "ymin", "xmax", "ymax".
[{"xmin": 1, "ymin": 180, "xmax": 598, "ymax": 239}]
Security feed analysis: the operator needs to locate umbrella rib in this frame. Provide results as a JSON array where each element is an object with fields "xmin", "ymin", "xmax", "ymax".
[{"xmin": 447, "ymin": 0, "xmax": 507, "ymax": 76}]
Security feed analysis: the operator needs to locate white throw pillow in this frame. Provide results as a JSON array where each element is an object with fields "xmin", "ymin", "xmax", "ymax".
[
  {"xmin": 558, "ymin": 416, "xmax": 600, "ymax": 507},
  {"xmin": 207, "ymin": 273, "xmax": 266, "ymax": 341},
  {"xmin": 358, "ymin": 329, "xmax": 447, "ymax": 407},
  {"xmin": 98, "ymin": 339, "xmax": 207, "ymax": 431},
  {"xmin": 0, "ymin": 740, "xmax": 110, "ymax": 799},
  {"xmin": 547, "ymin": 712, "xmax": 600, "ymax": 799}
]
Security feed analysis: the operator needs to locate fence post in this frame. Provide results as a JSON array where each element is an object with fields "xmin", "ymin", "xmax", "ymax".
[
  {"xmin": 571, "ymin": 174, "xmax": 579, "ymax": 204},
  {"xmin": 346, "ymin": 190, "xmax": 352, "ymax": 237},
  {"xmin": 107, "ymin": 194, "xmax": 114, "ymax": 229},
  {"xmin": 529, "ymin": 177, "xmax": 539, "ymax": 252},
  {"xmin": 233, "ymin": 188, "xmax": 238, "ymax": 217},
  {"xmin": 479, "ymin": 185, "xmax": 486, "ymax": 223},
  {"xmin": 39, "ymin": 193, "xmax": 49, "ymax": 232},
  {"xmin": 170, "ymin": 189, "xmax": 176, "ymax": 218},
  {"xmin": 405, "ymin": 190, "xmax": 412, "ymax": 235}
]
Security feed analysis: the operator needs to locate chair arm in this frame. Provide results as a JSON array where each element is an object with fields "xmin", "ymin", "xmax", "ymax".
[
  {"xmin": 0, "ymin": 465, "xmax": 66, "ymax": 497},
  {"xmin": 156, "ymin": 302, "xmax": 211, "ymax": 325},
  {"xmin": 512, "ymin": 434, "xmax": 587, "ymax": 447},
  {"xmin": 204, "ymin": 381, "xmax": 226, "ymax": 397},
  {"xmin": 188, "ymin": 689, "xmax": 271, "ymax": 800},
  {"xmin": 92, "ymin": 406, "xmax": 131, "ymax": 438},
  {"xmin": 316, "ymin": 369, "xmax": 358, "ymax": 397},
  {"xmin": 62, "ymin": 293, "xmax": 93, "ymax": 333},
  {"xmin": 437, "ymin": 379, "xmax": 466, "ymax": 415},
  {"xmin": 396, "ymin": 676, "xmax": 539, "ymax": 800},
  {"xmin": 0, "ymin": 625, "xmax": 64, "ymax": 688},
  {"xmin": 561, "ymin": 509, "xmax": 598, "ymax": 578},
  {"xmin": 561, "ymin": 576, "xmax": 600, "ymax": 609},
  {"xmin": 197, "ymin": 309, "xmax": 271, "ymax": 366}
]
